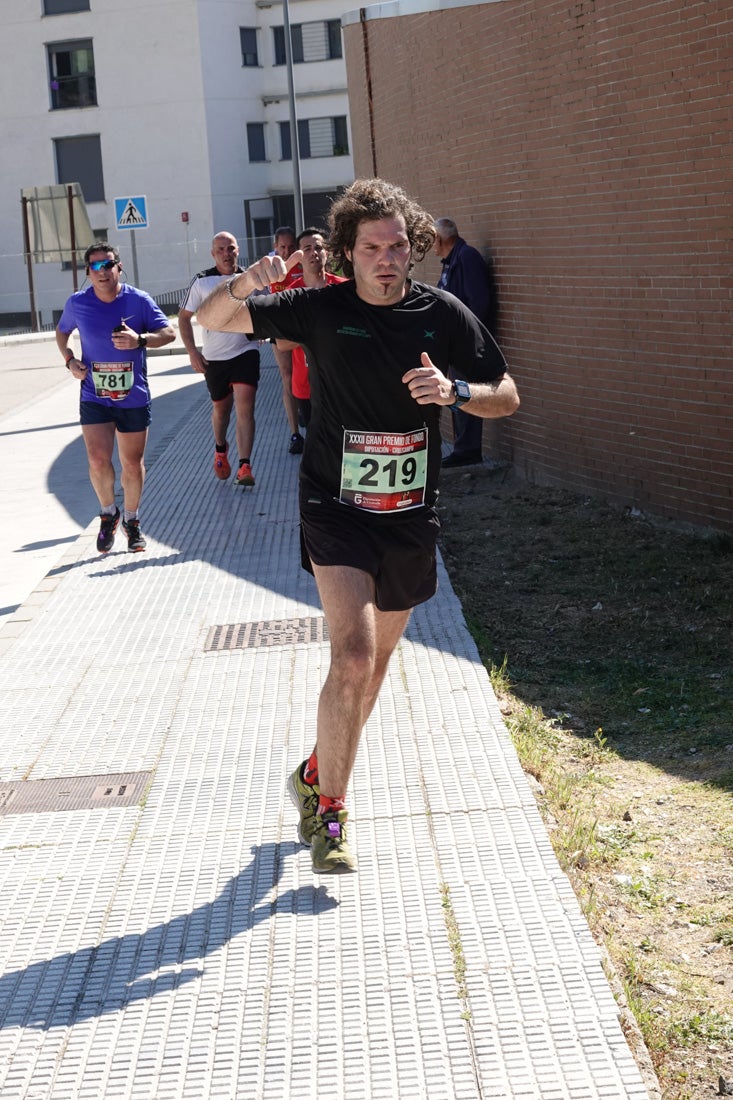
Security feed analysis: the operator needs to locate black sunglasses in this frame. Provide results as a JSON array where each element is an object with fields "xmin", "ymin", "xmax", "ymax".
[{"xmin": 88, "ymin": 259, "xmax": 118, "ymax": 272}]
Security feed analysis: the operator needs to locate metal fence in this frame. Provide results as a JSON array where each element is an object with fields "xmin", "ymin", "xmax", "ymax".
[{"xmin": 0, "ymin": 227, "xmax": 281, "ymax": 335}]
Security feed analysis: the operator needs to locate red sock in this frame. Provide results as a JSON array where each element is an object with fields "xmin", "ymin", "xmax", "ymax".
[
  {"xmin": 303, "ymin": 751, "xmax": 319, "ymax": 786},
  {"xmin": 318, "ymin": 794, "xmax": 346, "ymax": 815}
]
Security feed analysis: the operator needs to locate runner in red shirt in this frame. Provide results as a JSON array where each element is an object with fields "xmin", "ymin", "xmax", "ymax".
[
  {"xmin": 269, "ymin": 227, "xmax": 304, "ymax": 453},
  {"xmin": 275, "ymin": 227, "xmax": 347, "ymax": 429}
]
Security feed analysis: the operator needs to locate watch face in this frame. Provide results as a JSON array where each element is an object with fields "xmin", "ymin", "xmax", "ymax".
[{"xmin": 455, "ymin": 379, "xmax": 470, "ymax": 401}]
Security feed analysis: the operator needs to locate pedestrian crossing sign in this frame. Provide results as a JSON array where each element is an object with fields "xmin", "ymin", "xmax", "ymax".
[{"xmin": 114, "ymin": 196, "xmax": 149, "ymax": 230}]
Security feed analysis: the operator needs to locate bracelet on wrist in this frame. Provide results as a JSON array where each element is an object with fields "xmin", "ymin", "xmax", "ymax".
[
  {"xmin": 64, "ymin": 350, "xmax": 74, "ymax": 367},
  {"xmin": 225, "ymin": 276, "xmax": 246, "ymax": 303}
]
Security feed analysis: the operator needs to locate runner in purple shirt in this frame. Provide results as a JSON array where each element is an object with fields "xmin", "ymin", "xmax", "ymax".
[{"xmin": 56, "ymin": 242, "xmax": 175, "ymax": 553}]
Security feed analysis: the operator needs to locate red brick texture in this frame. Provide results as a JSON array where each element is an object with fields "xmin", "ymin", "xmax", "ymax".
[{"xmin": 343, "ymin": 0, "xmax": 732, "ymax": 532}]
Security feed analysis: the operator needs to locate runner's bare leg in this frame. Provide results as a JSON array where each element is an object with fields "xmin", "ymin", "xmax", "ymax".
[
  {"xmin": 312, "ymin": 563, "xmax": 411, "ymax": 799},
  {"xmin": 82, "ymin": 421, "xmax": 117, "ymax": 508}
]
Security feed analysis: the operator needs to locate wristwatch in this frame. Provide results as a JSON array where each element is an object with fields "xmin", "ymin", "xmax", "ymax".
[
  {"xmin": 137, "ymin": 334, "xmax": 148, "ymax": 349},
  {"xmin": 450, "ymin": 379, "xmax": 471, "ymax": 409}
]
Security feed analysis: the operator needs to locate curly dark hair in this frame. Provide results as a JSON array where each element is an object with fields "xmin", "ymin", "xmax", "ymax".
[{"xmin": 327, "ymin": 178, "xmax": 436, "ymax": 278}]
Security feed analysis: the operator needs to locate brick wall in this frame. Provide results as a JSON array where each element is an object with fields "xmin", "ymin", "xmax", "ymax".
[{"xmin": 343, "ymin": 0, "xmax": 733, "ymax": 532}]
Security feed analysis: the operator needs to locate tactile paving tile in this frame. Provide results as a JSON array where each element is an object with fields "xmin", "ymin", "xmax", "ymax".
[{"xmin": 0, "ymin": 346, "xmax": 652, "ymax": 1099}]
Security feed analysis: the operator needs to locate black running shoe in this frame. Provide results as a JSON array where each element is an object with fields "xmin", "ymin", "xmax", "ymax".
[
  {"xmin": 97, "ymin": 508, "xmax": 120, "ymax": 554},
  {"xmin": 122, "ymin": 518, "xmax": 147, "ymax": 553}
]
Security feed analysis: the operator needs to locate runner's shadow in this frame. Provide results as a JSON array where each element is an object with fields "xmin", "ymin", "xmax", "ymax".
[
  {"xmin": 17, "ymin": 536, "xmax": 79, "ymax": 553},
  {"xmin": 46, "ymin": 384, "xmax": 200, "ymax": 530},
  {"xmin": 0, "ymin": 841, "xmax": 336, "ymax": 1031}
]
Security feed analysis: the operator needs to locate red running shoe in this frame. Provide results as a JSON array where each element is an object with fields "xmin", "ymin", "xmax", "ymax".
[
  {"xmin": 214, "ymin": 445, "xmax": 231, "ymax": 480},
  {"xmin": 235, "ymin": 462, "xmax": 255, "ymax": 487}
]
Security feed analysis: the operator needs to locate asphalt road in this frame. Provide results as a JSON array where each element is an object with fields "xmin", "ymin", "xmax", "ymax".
[{"xmin": 0, "ymin": 331, "xmax": 202, "ymax": 626}]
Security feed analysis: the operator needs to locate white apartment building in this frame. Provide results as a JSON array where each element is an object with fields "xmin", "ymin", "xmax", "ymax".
[{"xmin": 0, "ymin": 0, "xmax": 356, "ymax": 328}]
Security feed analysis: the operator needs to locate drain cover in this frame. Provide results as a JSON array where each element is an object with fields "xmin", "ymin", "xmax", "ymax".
[
  {"xmin": 0, "ymin": 772, "xmax": 152, "ymax": 816},
  {"xmin": 205, "ymin": 616, "xmax": 329, "ymax": 652}
]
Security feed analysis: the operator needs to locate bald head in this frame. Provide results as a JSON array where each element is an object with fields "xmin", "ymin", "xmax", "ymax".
[{"xmin": 211, "ymin": 232, "xmax": 239, "ymax": 275}]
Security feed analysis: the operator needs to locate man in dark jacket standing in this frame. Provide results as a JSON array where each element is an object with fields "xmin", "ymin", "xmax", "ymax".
[{"xmin": 433, "ymin": 218, "xmax": 497, "ymax": 467}]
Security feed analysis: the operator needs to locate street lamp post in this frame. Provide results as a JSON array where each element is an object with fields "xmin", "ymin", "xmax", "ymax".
[{"xmin": 282, "ymin": 0, "xmax": 304, "ymax": 232}]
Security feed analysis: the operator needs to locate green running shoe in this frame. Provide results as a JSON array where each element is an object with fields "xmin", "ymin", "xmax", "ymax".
[
  {"xmin": 310, "ymin": 810, "xmax": 357, "ymax": 875},
  {"xmin": 287, "ymin": 762, "xmax": 319, "ymax": 846}
]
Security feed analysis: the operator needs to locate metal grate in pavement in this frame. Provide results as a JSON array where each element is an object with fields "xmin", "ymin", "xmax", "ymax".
[
  {"xmin": 0, "ymin": 771, "xmax": 152, "ymax": 816},
  {"xmin": 0, "ymin": 347, "xmax": 654, "ymax": 1098},
  {"xmin": 204, "ymin": 615, "xmax": 329, "ymax": 652}
]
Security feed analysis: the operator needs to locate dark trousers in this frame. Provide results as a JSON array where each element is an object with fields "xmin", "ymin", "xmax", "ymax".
[{"xmin": 451, "ymin": 407, "xmax": 483, "ymax": 456}]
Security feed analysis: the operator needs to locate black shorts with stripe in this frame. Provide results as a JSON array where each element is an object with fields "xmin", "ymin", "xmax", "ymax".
[
  {"xmin": 204, "ymin": 349, "xmax": 260, "ymax": 403},
  {"xmin": 299, "ymin": 492, "xmax": 440, "ymax": 612}
]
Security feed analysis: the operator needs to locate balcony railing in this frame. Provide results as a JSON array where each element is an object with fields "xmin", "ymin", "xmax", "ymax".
[{"xmin": 50, "ymin": 74, "xmax": 96, "ymax": 110}]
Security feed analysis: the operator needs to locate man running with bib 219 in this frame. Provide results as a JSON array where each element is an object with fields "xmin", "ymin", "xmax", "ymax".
[{"xmin": 197, "ymin": 178, "xmax": 520, "ymax": 875}]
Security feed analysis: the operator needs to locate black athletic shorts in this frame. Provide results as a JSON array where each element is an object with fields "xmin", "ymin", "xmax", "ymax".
[
  {"xmin": 204, "ymin": 349, "xmax": 260, "ymax": 403},
  {"xmin": 80, "ymin": 400, "xmax": 151, "ymax": 432},
  {"xmin": 299, "ymin": 493, "xmax": 440, "ymax": 612}
]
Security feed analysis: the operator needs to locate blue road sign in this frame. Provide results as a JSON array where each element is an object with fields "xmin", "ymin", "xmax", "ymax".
[{"xmin": 114, "ymin": 196, "xmax": 148, "ymax": 230}]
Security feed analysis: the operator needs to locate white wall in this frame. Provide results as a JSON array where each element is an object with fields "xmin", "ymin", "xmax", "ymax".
[{"xmin": 0, "ymin": 0, "xmax": 354, "ymax": 327}]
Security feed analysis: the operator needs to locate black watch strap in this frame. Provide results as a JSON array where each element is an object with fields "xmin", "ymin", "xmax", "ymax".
[{"xmin": 450, "ymin": 379, "xmax": 471, "ymax": 409}]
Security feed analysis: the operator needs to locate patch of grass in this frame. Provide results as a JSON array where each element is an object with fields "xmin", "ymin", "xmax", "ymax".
[
  {"xmin": 666, "ymin": 1011, "xmax": 733, "ymax": 1045},
  {"xmin": 440, "ymin": 883, "xmax": 470, "ymax": 1020},
  {"xmin": 504, "ymin": 702, "xmax": 561, "ymax": 779},
  {"xmin": 441, "ymin": 478, "xmax": 732, "ymax": 764},
  {"xmin": 437, "ymin": 471, "xmax": 733, "ymax": 1099},
  {"xmin": 620, "ymin": 949, "xmax": 665, "ymax": 1044},
  {"xmin": 617, "ymin": 874, "xmax": 670, "ymax": 910}
]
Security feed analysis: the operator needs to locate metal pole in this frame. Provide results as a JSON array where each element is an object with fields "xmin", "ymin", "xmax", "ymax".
[
  {"xmin": 21, "ymin": 196, "xmax": 40, "ymax": 333},
  {"xmin": 67, "ymin": 184, "xmax": 78, "ymax": 292},
  {"xmin": 282, "ymin": 0, "xmax": 304, "ymax": 232},
  {"xmin": 130, "ymin": 229, "xmax": 139, "ymax": 286}
]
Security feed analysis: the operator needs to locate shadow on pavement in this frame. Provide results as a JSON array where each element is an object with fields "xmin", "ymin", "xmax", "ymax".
[{"xmin": 0, "ymin": 841, "xmax": 337, "ymax": 1031}]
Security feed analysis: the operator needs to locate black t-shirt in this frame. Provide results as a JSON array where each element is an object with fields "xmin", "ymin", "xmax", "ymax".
[{"xmin": 247, "ymin": 279, "xmax": 507, "ymax": 508}]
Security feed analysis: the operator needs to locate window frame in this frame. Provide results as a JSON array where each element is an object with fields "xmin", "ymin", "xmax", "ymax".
[
  {"xmin": 239, "ymin": 26, "xmax": 259, "ymax": 67},
  {"xmin": 326, "ymin": 20, "xmax": 343, "ymax": 60},
  {"xmin": 273, "ymin": 24, "xmax": 303, "ymax": 66},
  {"xmin": 273, "ymin": 19, "xmax": 342, "ymax": 66},
  {"xmin": 54, "ymin": 133, "xmax": 105, "ymax": 203},
  {"xmin": 247, "ymin": 122, "xmax": 267, "ymax": 163},
  {"xmin": 47, "ymin": 38, "xmax": 97, "ymax": 110},
  {"xmin": 279, "ymin": 117, "xmax": 349, "ymax": 161},
  {"xmin": 43, "ymin": 0, "xmax": 90, "ymax": 14}
]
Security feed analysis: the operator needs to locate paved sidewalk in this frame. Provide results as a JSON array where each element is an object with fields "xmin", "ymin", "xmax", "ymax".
[
  {"xmin": 0, "ymin": 329, "xmax": 200, "ymax": 626},
  {"xmin": 0, "ymin": 344, "xmax": 654, "ymax": 1099}
]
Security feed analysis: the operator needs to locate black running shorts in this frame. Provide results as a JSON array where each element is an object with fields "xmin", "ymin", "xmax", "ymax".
[
  {"xmin": 299, "ymin": 494, "xmax": 441, "ymax": 612},
  {"xmin": 204, "ymin": 349, "xmax": 260, "ymax": 403},
  {"xmin": 80, "ymin": 400, "xmax": 151, "ymax": 432}
]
